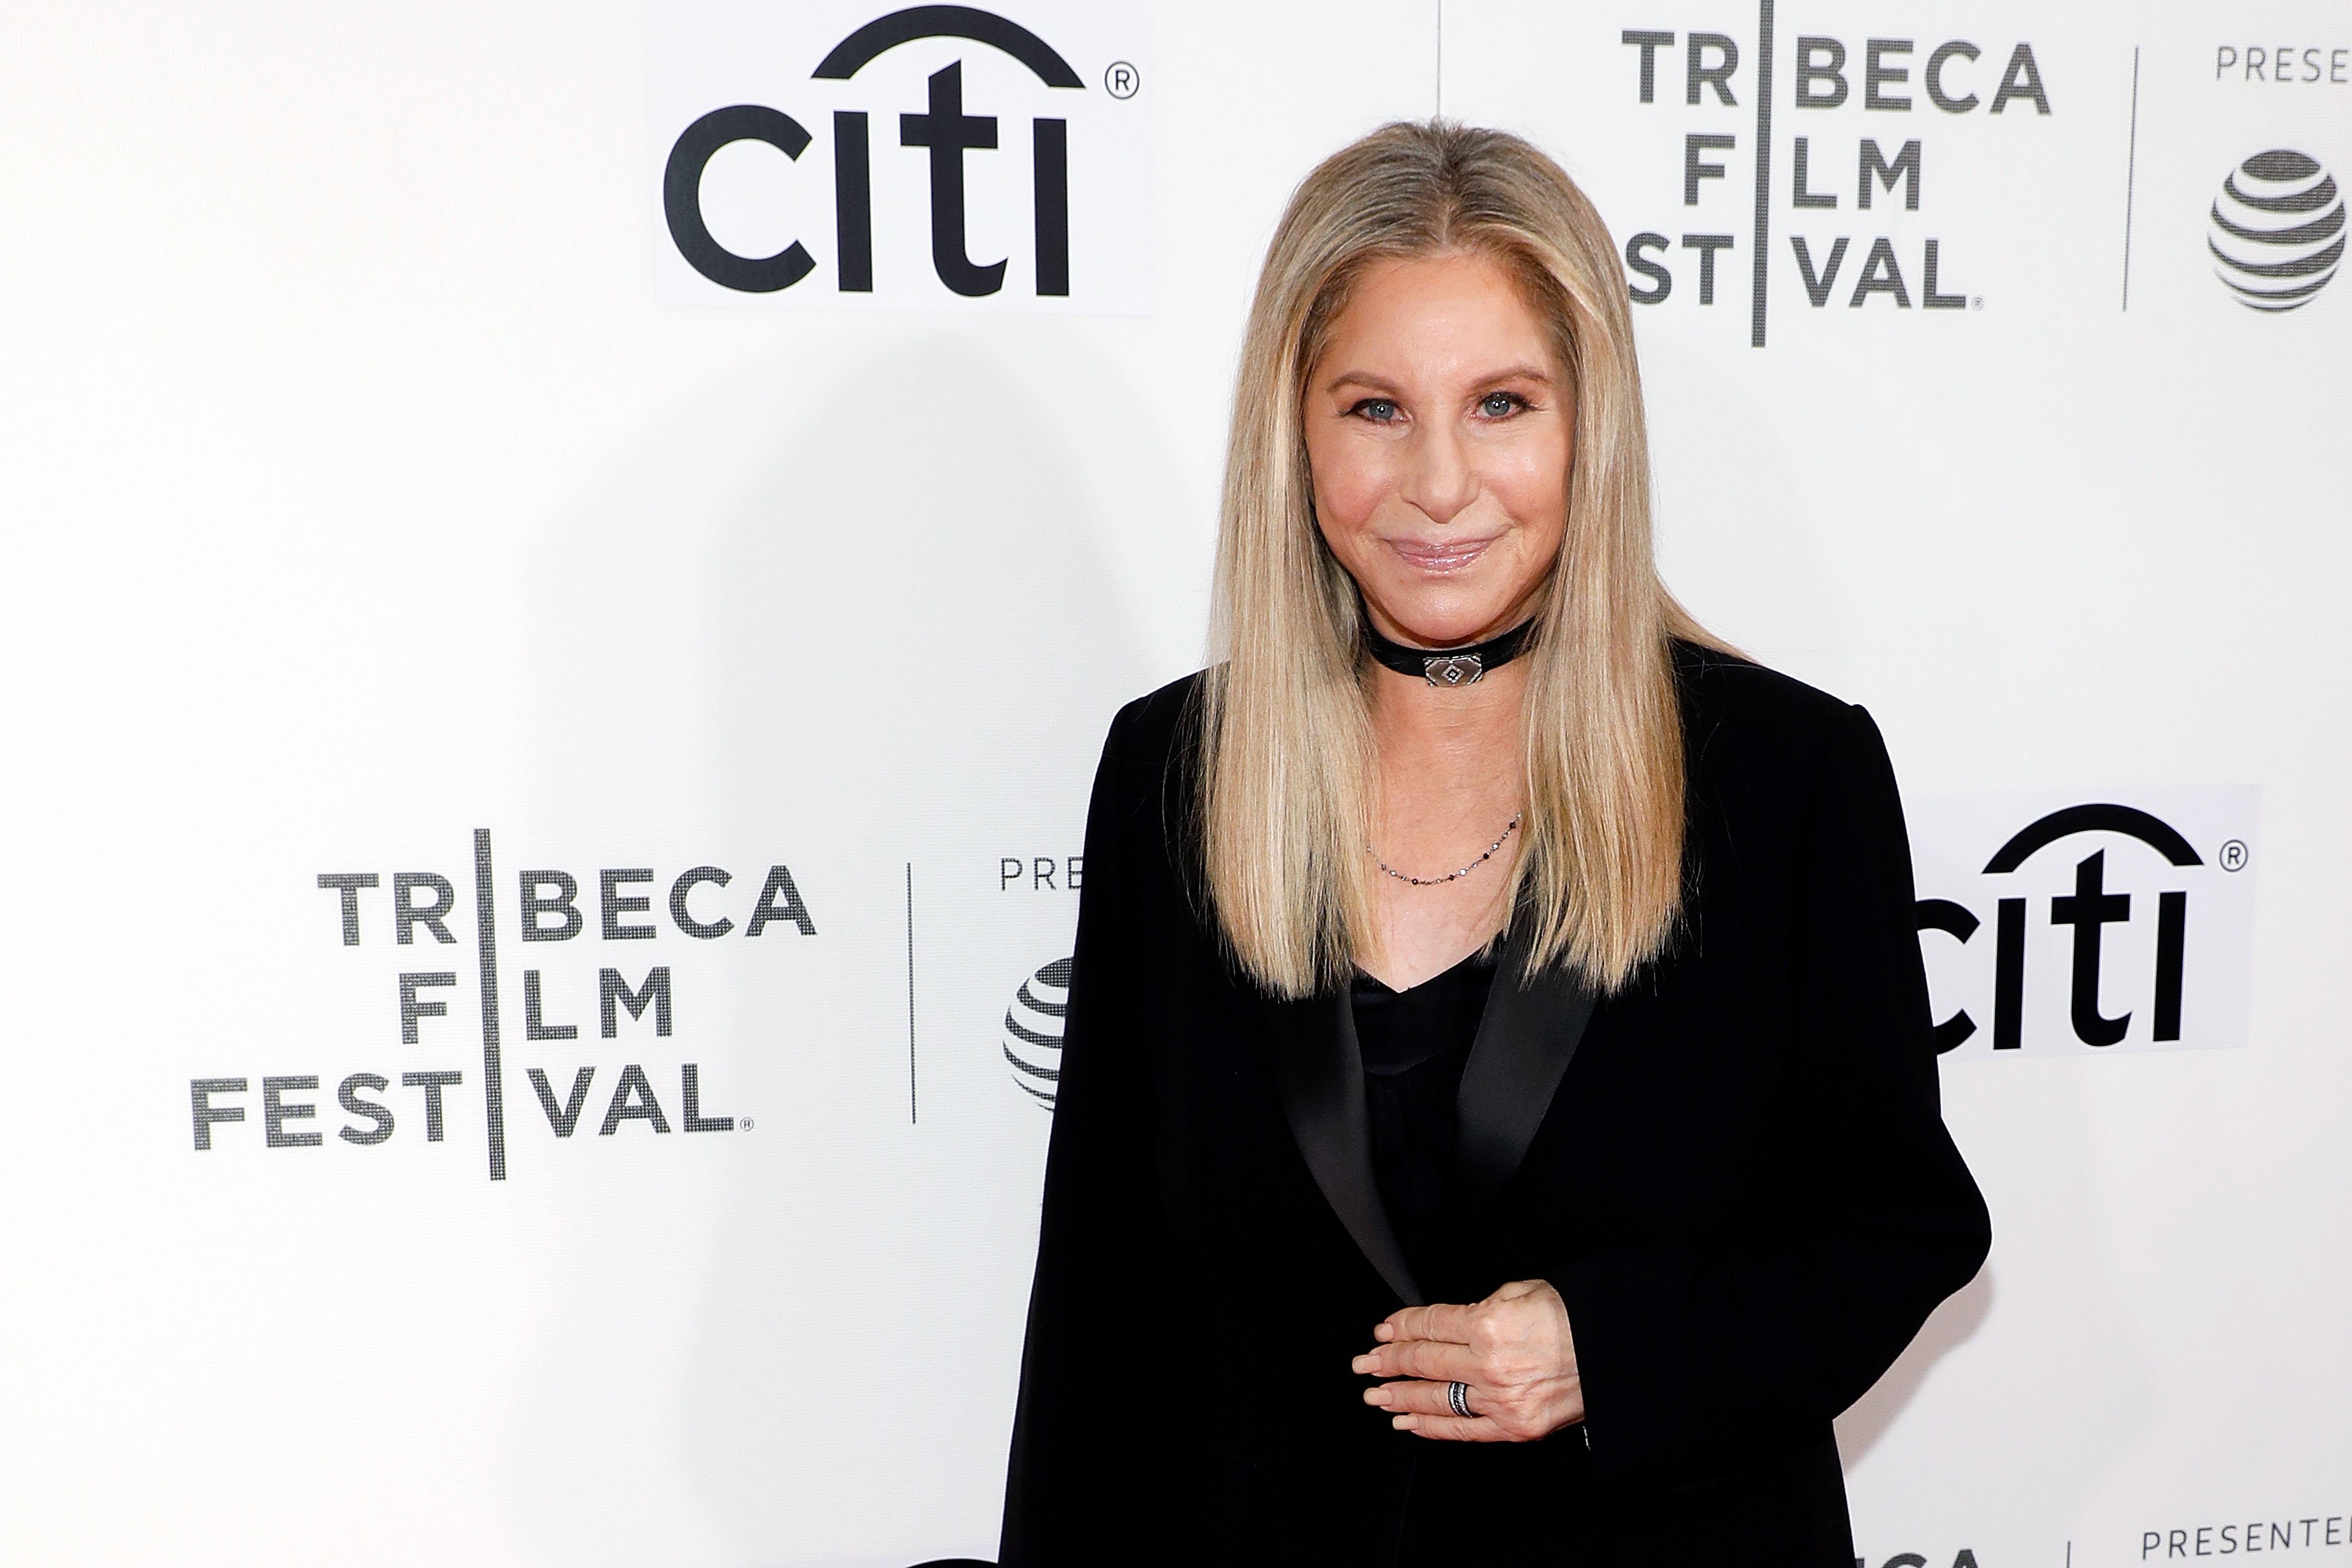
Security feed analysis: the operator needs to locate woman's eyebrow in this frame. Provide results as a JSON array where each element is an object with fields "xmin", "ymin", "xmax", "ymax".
[
  {"xmin": 1470, "ymin": 363, "xmax": 1555, "ymax": 386},
  {"xmin": 1321, "ymin": 363, "xmax": 1556, "ymax": 395}
]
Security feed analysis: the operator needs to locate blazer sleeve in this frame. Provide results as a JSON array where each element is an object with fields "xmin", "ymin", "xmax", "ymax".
[
  {"xmin": 1551, "ymin": 702, "xmax": 1993, "ymax": 1489},
  {"xmin": 998, "ymin": 702, "xmax": 1178, "ymax": 1565}
]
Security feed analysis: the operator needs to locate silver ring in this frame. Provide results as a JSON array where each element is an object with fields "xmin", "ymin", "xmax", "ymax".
[{"xmin": 1447, "ymin": 1380, "xmax": 1473, "ymax": 1418}]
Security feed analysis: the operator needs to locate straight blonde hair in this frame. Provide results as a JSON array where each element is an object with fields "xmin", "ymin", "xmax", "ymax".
[{"xmin": 1199, "ymin": 119, "xmax": 1724, "ymax": 1000}]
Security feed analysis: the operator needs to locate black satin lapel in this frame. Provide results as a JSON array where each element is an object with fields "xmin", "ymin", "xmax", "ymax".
[
  {"xmin": 1268, "ymin": 988, "xmax": 1424, "ymax": 1307},
  {"xmin": 1453, "ymin": 926, "xmax": 1598, "ymax": 1214}
]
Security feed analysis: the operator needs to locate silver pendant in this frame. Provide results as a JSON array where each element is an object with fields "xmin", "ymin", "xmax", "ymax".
[{"xmin": 1422, "ymin": 654, "xmax": 1485, "ymax": 688}]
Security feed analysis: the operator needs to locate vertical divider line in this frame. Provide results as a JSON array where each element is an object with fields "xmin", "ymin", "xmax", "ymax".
[
  {"xmin": 905, "ymin": 863, "xmax": 917, "ymax": 1125},
  {"xmin": 2122, "ymin": 46, "xmax": 2141, "ymax": 311},
  {"xmin": 1749, "ymin": 0, "xmax": 1775, "ymax": 348},
  {"xmin": 473, "ymin": 828, "xmax": 507, "ymax": 1182}
]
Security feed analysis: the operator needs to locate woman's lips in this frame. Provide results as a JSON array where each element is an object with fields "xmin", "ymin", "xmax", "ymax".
[{"xmin": 1387, "ymin": 535, "xmax": 1496, "ymax": 573}]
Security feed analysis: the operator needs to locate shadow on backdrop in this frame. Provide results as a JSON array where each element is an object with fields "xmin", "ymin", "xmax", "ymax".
[
  {"xmin": 499, "ymin": 329, "xmax": 1156, "ymax": 1565},
  {"xmin": 681, "ymin": 335, "xmax": 1151, "ymax": 1560}
]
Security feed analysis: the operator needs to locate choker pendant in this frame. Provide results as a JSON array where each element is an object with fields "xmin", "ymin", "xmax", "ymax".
[
  {"xmin": 1421, "ymin": 652, "xmax": 1487, "ymax": 688},
  {"xmin": 1361, "ymin": 617, "xmax": 1538, "ymax": 687}
]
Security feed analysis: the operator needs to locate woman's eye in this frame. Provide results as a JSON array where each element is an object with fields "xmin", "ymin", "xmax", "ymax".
[
  {"xmin": 1352, "ymin": 399, "xmax": 1400, "ymax": 423},
  {"xmin": 1479, "ymin": 391, "xmax": 1524, "ymax": 418}
]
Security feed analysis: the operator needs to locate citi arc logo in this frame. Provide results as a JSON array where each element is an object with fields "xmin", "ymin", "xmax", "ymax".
[
  {"xmin": 647, "ymin": 1, "xmax": 1152, "ymax": 311},
  {"xmin": 1909, "ymin": 787, "xmax": 2260, "ymax": 1060}
]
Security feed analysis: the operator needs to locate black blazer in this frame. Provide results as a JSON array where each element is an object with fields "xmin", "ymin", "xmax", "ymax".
[{"xmin": 1000, "ymin": 644, "xmax": 1991, "ymax": 1567}]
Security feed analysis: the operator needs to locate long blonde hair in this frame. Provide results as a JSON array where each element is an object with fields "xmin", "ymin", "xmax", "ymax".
[{"xmin": 1199, "ymin": 119, "xmax": 1724, "ymax": 1000}]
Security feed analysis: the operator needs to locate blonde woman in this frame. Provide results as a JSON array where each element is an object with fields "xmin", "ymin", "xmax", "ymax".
[{"xmin": 1000, "ymin": 121, "xmax": 1989, "ymax": 1567}]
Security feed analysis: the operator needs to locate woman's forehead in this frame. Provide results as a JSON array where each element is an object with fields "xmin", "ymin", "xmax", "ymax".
[{"xmin": 1315, "ymin": 254, "xmax": 1560, "ymax": 385}]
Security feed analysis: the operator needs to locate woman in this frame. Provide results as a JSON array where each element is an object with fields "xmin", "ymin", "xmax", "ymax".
[{"xmin": 998, "ymin": 121, "xmax": 1989, "ymax": 1567}]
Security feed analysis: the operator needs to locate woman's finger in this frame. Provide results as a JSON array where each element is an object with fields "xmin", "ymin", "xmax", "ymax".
[
  {"xmin": 1378, "ymin": 1301, "xmax": 1474, "ymax": 1345},
  {"xmin": 1352, "ymin": 1338, "xmax": 1482, "ymax": 1383},
  {"xmin": 1362, "ymin": 1377, "xmax": 1472, "ymax": 1417},
  {"xmin": 1392, "ymin": 1411, "xmax": 1505, "ymax": 1442}
]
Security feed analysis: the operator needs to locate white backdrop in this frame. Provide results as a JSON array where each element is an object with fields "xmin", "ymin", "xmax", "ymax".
[{"xmin": 0, "ymin": 3, "xmax": 2344, "ymax": 1565}]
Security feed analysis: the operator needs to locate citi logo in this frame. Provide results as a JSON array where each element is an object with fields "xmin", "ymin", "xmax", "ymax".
[
  {"xmin": 648, "ymin": 1, "xmax": 1151, "ymax": 311},
  {"xmin": 1910, "ymin": 790, "xmax": 2260, "ymax": 1061}
]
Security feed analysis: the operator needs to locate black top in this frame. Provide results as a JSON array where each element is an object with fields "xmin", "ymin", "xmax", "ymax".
[
  {"xmin": 1353, "ymin": 949, "xmax": 1496, "ymax": 1291},
  {"xmin": 1000, "ymin": 641, "xmax": 1993, "ymax": 1568}
]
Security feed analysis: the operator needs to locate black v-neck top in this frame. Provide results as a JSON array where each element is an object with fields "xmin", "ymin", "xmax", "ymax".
[
  {"xmin": 1004, "ymin": 649, "xmax": 1998, "ymax": 1566},
  {"xmin": 1351, "ymin": 948, "xmax": 1498, "ymax": 1290}
]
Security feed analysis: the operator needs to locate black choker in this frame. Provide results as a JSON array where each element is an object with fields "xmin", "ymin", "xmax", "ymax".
[{"xmin": 1362, "ymin": 617, "xmax": 1537, "ymax": 688}]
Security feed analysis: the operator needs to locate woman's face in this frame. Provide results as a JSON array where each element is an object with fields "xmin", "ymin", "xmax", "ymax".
[{"xmin": 1303, "ymin": 251, "xmax": 1572, "ymax": 651}]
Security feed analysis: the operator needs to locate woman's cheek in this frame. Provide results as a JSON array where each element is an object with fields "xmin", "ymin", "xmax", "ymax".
[
  {"xmin": 1315, "ymin": 481, "xmax": 1382, "ymax": 554},
  {"xmin": 1480, "ymin": 449, "xmax": 1550, "ymax": 517},
  {"xmin": 1491, "ymin": 495, "xmax": 1565, "ymax": 560},
  {"xmin": 1334, "ymin": 449, "xmax": 1401, "ymax": 533}
]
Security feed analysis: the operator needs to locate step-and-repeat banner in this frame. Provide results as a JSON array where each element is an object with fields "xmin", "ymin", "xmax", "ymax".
[{"xmin": 0, "ymin": 1, "xmax": 2343, "ymax": 1563}]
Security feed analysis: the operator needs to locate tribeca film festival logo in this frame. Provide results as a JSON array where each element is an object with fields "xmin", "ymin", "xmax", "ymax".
[
  {"xmin": 1908, "ymin": 789, "xmax": 2260, "ymax": 1060},
  {"xmin": 187, "ymin": 830, "xmax": 820, "ymax": 1179},
  {"xmin": 2208, "ymin": 149, "xmax": 2343, "ymax": 313},
  {"xmin": 1616, "ymin": 10, "xmax": 2050, "ymax": 344},
  {"xmin": 648, "ymin": 1, "xmax": 1150, "ymax": 310}
]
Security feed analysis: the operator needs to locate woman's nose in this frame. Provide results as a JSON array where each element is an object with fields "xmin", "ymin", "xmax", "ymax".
[{"xmin": 1401, "ymin": 423, "xmax": 1477, "ymax": 526}]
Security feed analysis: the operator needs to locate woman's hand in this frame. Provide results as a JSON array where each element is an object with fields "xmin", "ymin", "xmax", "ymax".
[{"xmin": 1351, "ymin": 1278, "xmax": 1584, "ymax": 1442}]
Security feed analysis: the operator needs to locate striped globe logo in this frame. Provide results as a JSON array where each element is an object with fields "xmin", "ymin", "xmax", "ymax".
[
  {"xmin": 2209, "ymin": 150, "xmax": 2344, "ymax": 313},
  {"xmin": 1003, "ymin": 957, "xmax": 1071, "ymax": 1109}
]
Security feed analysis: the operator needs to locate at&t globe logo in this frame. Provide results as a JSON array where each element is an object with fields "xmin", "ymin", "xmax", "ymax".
[
  {"xmin": 1002, "ymin": 957, "xmax": 1070, "ymax": 1107},
  {"xmin": 2209, "ymin": 149, "xmax": 2344, "ymax": 312}
]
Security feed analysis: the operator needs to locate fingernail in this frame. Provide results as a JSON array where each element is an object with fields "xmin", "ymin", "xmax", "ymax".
[
  {"xmin": 1375, "ymin": 1324, "xmax": 1393, "ymax": 1341},
  {"xmin": 1351, "ymin": 1356, "xmax": 1368, "ymax": 1373}
]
